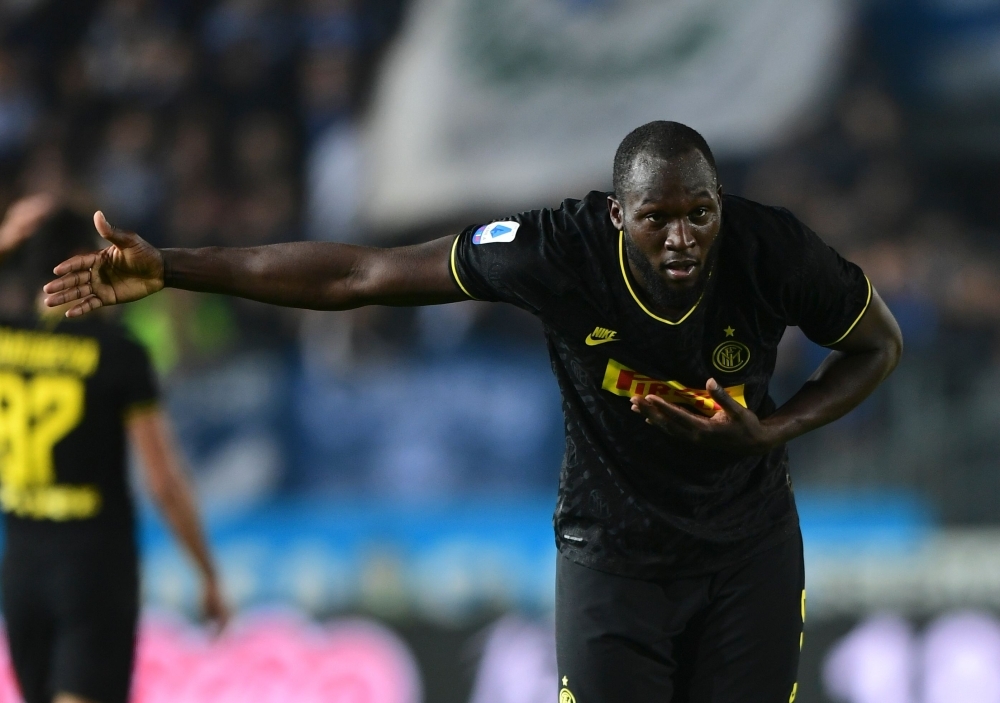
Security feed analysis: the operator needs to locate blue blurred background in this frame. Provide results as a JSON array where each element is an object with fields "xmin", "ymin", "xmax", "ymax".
[{"xmin": 2, "ymin": 0, "xmax": 1000, "ymax": 701}]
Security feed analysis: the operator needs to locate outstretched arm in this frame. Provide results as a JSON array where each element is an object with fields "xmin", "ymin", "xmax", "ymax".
[
  {"xmin": 129, "ymin": 408, "xmax": 230, "ymax": 630},
  {"xmin": 0, "ymin": 194, "xmax": 55, "ymax": 267},
  {"xmin": 632, "ymin": 289, "xmax": 903, "ymax": 454},
  {"xmin": 44, "ymin": 212, "xmax": 466, "ymax": 317}
]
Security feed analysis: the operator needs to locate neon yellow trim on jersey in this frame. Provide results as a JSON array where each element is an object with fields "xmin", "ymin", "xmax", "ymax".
[
  {"xmin": 824, "ymin": 276, "xmax": 872, "ymax": 346},
  {"xmin": 618, "ymin": 231, "xmax": 702, "ymax": 326},
  {"xmin": 450, "ymin": 234, "xmax": 478, "ymax": 300}
]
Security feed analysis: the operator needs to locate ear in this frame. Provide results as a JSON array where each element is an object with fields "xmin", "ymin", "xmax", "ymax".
[
  {"xmin": 608, "ymin": 195, "xmax": 624, "ymax": 231},
  {"xmin": 716, "ymin": 183, "xmax": 724, "ymax": 200}
]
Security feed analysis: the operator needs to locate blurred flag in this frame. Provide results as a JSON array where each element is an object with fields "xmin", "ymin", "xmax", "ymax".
[{"xmin": 361, "ymin": 0, "xmax": 853, "ymax": 231}]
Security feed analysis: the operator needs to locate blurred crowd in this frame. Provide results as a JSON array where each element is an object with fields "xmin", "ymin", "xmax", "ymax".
[
  {"xmin": 0, "ymin": 0, "xmax": 411, "ymax": 364},
  {"xmin": 2, "ymin": 1, "xmax": 999, "ymax": 520},
  {"xmin": 738, "ymin": 37, "xmax": 1000, "ymax": 521}
]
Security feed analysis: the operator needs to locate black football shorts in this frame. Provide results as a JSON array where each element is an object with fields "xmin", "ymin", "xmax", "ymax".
[
  {"xmin": 1, "ymin": 536, "xmax": 139, "ymax": 703},
  {"xmin": 556, "ymin": 530, "xmax": 805, "ymax": 703}
]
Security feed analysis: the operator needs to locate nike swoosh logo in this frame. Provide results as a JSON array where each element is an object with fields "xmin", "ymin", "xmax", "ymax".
[{"xmin": 585, "ymin": 335, "xmax": 619, "ymax": 346}]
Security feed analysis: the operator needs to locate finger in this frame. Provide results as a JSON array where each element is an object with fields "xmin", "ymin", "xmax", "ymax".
[
  {"xmin": 632, "ymin": 394, "xmax": 678, "ymax": 419},
  {"xmin": 44, "ymin": 283, "xmax": 93, "ymax": 307},
  {"xmin": 66, "ymin": 295, "xmax": 103, "ymax": 318},
  {"xmin": 634, "ymin": 397, "xmax": 708, "ymax": 437},
  {"xmin": 643, "ymin": 395, "xmax": 705, "ymax": 426},
  {"xmin": 706, "ymin": 378, "xmax": 744, "ymax": 418},
  {"xmin": 52, "ymin": 252, "xmax": 101, "ymax": 277},
  {"xmin": 94, "ymin": 211, "xmax": 136, "ymax": 248},
  {"xmin": 44, "ymin": 269, "xmax": 92, "ymax": 295}
]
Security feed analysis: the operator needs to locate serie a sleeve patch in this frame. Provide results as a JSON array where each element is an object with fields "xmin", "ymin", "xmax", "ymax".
[{"xmin": 471, "ymin": 221, "xmax": 520, "ymax": 245}]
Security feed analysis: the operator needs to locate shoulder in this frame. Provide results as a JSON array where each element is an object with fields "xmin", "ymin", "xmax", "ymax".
[
  {"xmin": 720, "ymin": 194, "xmax": 825, "ymax": 265},
  {"xmin": 722, "ymin": 194, "xmax": 807, "ymax": 242},
  {"xmin": 518, "ymin": 191, "xmax": 616, "ymax": 261},
  {"xmin": 452, "ymin": 191, "xmax": 615, "ymax": 307},
  {"xmin": 519, "ymin": 190, "xmax": 614, "ymax": 234},
  {"xmin": 562, "ymin": 190, "xmax": 617, "ymax": 237},
  {"xmin": 481, "ymin": 190, "xmax": 615, "ymax": 270},
  {"xmin": 559, "ymin": 190, "xmax": 616, "ymax": 228}
]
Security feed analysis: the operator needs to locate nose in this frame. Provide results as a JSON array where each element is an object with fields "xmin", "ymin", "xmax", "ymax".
[{"xmin": 664, "ymin": 219, "xmax": 696, "ymax": 251}]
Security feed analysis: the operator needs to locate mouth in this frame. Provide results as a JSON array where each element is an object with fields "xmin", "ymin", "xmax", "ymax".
[{"xmin": 662, "ymin": 259, "xmax": 699, "ymax": 282}]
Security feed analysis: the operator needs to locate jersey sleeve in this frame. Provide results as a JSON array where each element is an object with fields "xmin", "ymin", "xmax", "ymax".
[
  {"xmin": 767, "ymin": 208, "xmax": 872, "ymax": 346},
  {"xmin": 450, "ymin": 201, "xmax": 589, "ymax": 314},
  {"xmin": 118, "ymin": 335, "xmax": 160, "ymax": 418}
]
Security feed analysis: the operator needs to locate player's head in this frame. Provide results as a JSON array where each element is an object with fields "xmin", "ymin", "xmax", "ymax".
[
  {"xmin": 609, "ymin": 121, "xmax": 722, "ymax": 313},
  {"xmin": 612, "ymin": 121, "xmax": 718, "ymax": 197},
  {"xmin": 21, "ymin": 208, "xmax": 98, "ymax": 302}
]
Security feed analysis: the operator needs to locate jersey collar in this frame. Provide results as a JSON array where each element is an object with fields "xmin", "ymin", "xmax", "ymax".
[{"xmin": 617, "ymin": 230, "xmax": 705, "ymax": 326}]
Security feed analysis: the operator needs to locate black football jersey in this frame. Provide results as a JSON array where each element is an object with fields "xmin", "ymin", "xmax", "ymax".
[
  {"xmin": 0, "ymin": 316, "xmax": 158, "ymax": 543},
  {"xmin": 452, "ymin": 192, "xmax": 871, "ymax": 577}
]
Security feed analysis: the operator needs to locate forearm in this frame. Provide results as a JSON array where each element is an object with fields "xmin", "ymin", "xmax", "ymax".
[
  {"xmin": 132, "ymin": 412, "xmax": 218, "ymax": 582},
  {"xmin": 153, "ymin": 479, "xmax": 218, "ymax": 582},
  {"xmin": 45, "ymin": 219, "xmax": 466, "ymax": 316},
  {"xmin": 762, "ymin": 346, "xmax": 899, "ymax": 448},
  {"xmin": 0, "ymin": 195, "xmax": 56, "ymax": 269},
  {"xmin": 162, "ymin": 242, "xmax": 368, "ymax": 310}
]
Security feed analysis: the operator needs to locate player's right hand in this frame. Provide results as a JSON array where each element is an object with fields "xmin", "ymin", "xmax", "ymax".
[{"xmin": 43, "ymin": 211, "xmax": 164, "ymax": 317}]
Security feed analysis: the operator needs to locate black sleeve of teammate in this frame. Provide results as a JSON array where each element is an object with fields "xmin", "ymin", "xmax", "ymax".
[
  {"xmin": 449, "ymin": 200, "xmax": 590, "ymax": 314},
  {"xmin": 766, "ymin": 208, "xmax": 872, "ymax": 347},
  {"xmin": 116, "ymin": 335, "xmax": 160, "ymax": 418}
]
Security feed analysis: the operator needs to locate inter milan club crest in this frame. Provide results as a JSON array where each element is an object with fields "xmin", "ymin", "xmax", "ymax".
[
  {"xmin": 712, "ymin": 332, "xmax": 750, "ymax": 373},
  {"xmin": 559, "ymin": 677, "xmax": 576, "ymax": 703}
]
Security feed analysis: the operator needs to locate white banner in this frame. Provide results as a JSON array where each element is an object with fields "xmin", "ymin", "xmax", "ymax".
[{"xmin": 361, "ymin": 0, "xmax": 853, "ymax": 231}]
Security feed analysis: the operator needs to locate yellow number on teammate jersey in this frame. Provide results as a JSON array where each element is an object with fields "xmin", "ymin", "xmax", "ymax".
[
  {"xmin": 0, "ymin": 372, "xmax": 84, "ymax": 488},
  {"xmin": 0, "ymin": 371, "xmax": 29, "ymax": 487},
  {"xmin": 0, "ymin": 372, "xmax": 99, "ymax": 519}
]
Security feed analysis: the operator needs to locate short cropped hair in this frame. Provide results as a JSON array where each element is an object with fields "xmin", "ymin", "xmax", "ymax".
[{"xmin": 613, "ymin": 121, "xmax": 718, "ymax": 198}]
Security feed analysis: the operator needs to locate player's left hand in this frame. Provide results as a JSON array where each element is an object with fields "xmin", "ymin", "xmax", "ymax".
[{"xmin": 631, "ymin": 378, "xmax": 775, "ymax": 455}]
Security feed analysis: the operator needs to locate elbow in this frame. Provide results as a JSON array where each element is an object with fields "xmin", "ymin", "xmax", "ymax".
[
  {"xmin": 882, "ymin": 326, "xmax": 904, "ymax": 378},
  {"xmin": 318, "ymin": 276, "xmax": 367, "ymax": 310}
]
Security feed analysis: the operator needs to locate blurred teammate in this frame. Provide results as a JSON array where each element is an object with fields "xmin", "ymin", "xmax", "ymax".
[
  {"xmin": 44, "ymin": 121, "xmax": 902, "ymax": 702},
  {"xmin": 0, "ymin": 197, "xmax": 228, "ymax": 703}
]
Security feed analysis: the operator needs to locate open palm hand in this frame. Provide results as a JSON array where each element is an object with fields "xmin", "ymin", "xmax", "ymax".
[{"xmin": 43, "ymin": 212, "xmax": 164, "ymax": 317}]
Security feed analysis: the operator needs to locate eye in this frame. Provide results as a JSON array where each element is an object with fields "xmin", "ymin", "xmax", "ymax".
[
  {"xmin": 690, "ymin": 207, "xmax": 709, "ymax": 221},
  {"xmin": 645, "ymin": 213, "xmax": 664, "ymax": 223}
]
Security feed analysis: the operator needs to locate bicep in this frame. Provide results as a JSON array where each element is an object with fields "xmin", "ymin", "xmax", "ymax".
[{"xmin": 350, "ymin": 235, "xmax": 469, "ymax": 307}]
